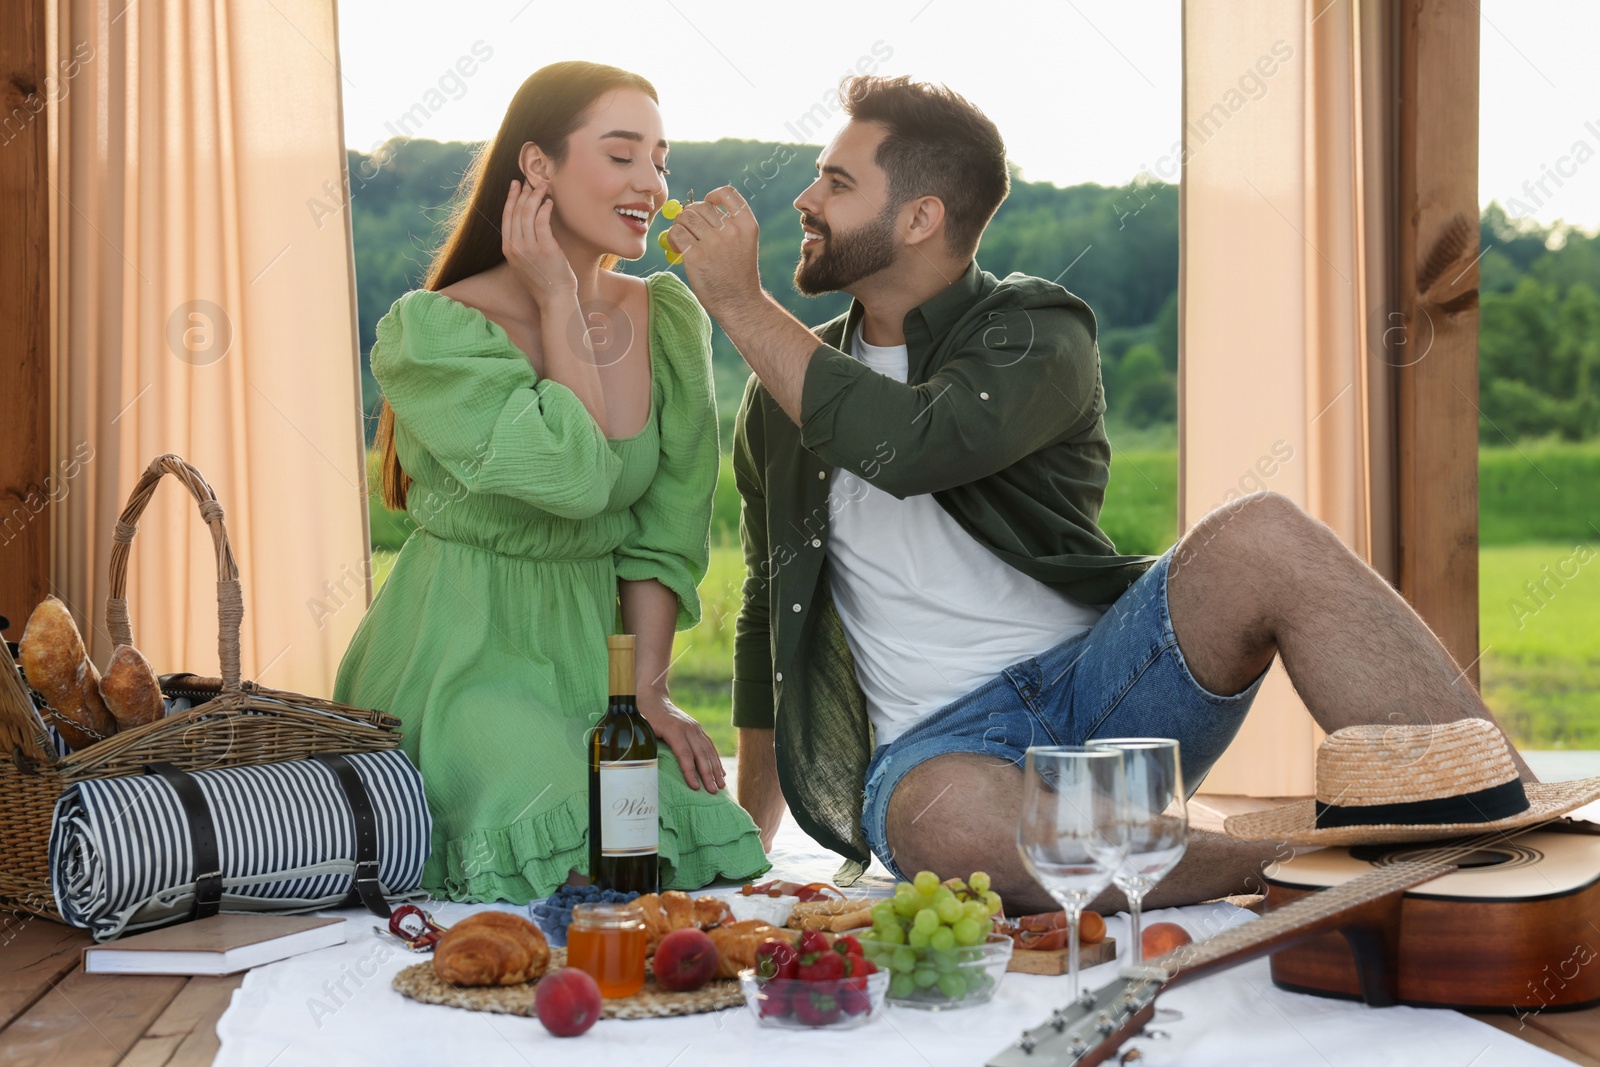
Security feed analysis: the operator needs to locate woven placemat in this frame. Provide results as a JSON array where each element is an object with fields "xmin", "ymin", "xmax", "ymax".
[{"xmin": 392, "ymin": 947, "xmax": 745, "ymax": 1020}]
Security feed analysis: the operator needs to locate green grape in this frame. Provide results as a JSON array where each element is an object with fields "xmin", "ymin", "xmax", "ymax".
[
  {"xmin": 983, "ymin": 890, "xmax": 1003, "ymax": 915},
  {"xmin": 872, "ymin": 900, "xmax": 896, "ymax": 922},
  {"xmin": 937, "ymin": 972, "xmax": 967, "ymax": 999},
  {"xmin": 912, "ymin": 908, "xmax": 940, "ymax": 934},
  {"xmin": 952, "ymin": 917, "xmax": 983, "ymax": 946},
  {"xmin": 912, "ymin": 870, "xmax": 940, "ymax": 894},
  {"xmin": 891, "ymin": 946, "xmax": 918, "ymax": 973},
  {"xmin": 892, "ymin": 893, "xmax": 919, "ymax": 918},
  {"xmin": 962, "ymin": 900, "xmax": 989, "ymax": 923},
  {"xmin": 967, "ymin": 967, "xmax": 995, "ymax": 991},
  {"xmin": 969, "ymin": 871, "xmax": 992, "ymax": 895},
  {"xmin": 660, "ymin": 199, "xmax": 682, "ymax": 220},
  {"xmin": 944, "ymin": 877, "xmax": 967, "ymax": 894},
  {"xmin": 907, "ymin": 926, "xmax": 931, "ymax": 949},
  {"xmin": 929, "ymin": 926, "xmax": 956, "ymax": 951},
  {"xmin": 893, "ymin": 881, "xmax": 916, "ymax": 901},
  {"xmin": 913, "ymin": 965, "xmax": 939, "ymax": 988},
  {"xmin": 890, "ymin": 971, "xmax": 916, "ymax": 998},
  {"xmin": 932, "ymin": 886, "xmax": 957, "ymax": 906},
  {"xmin": 935, "ymin": 896, "xmax": 963, "ymax": 924},
  {"xmin": 656, "ymin": 231, "xmax": 672, "ymax": 250},
  {"xmin": 931, "ymin": 948, "xmax": 959, "ymax": 973},
  {"xmin": 877, "ymin": 922, "xmax": 907, "ymax": 945}
]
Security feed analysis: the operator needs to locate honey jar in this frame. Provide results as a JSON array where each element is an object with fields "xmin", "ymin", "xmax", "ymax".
[{"xmin": 566, "ymin": 901, "xmax": 647, "ymax": 998}]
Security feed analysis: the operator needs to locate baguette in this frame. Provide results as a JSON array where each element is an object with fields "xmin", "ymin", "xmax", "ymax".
[
  {"xmin": 101, "ymin": 644, "xmax": 165, "ymax": 729},
  {"xmin": 19, "ymin": 596, "xmax": 117, "ymax": 749},
  {"xmin": 786, "ymin": 897, "xmax": 875, "ymax": 931}
]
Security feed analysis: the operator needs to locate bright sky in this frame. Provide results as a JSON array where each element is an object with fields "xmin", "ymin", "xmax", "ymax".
[{"xmin": 336, "ymin": 0, "xmax": 1600, "ymax": 234}]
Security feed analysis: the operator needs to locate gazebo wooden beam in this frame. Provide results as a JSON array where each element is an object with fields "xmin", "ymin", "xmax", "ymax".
[
  {"xmin": 1394, "ymin": 0, "xmax": 1482, "ymax": 689},
  {"xmin": 0, "ymin": 0, "xmax": 52, "ymax": 638}
]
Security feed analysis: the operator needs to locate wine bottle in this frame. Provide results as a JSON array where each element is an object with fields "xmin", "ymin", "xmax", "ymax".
[{"xmin": 588, "ymin": 633, "xmax": 659, "ymax": 893}]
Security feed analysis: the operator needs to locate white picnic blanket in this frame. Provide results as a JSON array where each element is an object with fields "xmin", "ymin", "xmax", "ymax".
[{"xmin": 212, "ymin": 817, "xmax": 1567, "ymax": 1067}]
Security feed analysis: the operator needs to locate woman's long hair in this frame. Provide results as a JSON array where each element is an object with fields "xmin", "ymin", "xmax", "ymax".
[{"xmin": 375, "ymin": 61, "xmax": 659, "ymax": 511}]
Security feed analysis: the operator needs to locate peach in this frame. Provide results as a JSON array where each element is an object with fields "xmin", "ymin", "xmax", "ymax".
[
  {"xmin": 652, "ymin": 928, "xmax": 718, "ymax": 992},
  {"xmin": 1141, "ymin": 921, "xmax": 1193, "ymax": 959},
  {"xmin": 535, "ymin": 967, "xmax": 603, "ymax": 1037}
]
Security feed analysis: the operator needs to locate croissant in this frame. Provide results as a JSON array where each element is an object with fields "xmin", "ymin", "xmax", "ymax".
[
  {"xmin": 707, "ymin": 919, "xmax": 798, "ymax": 979},
  {"xmin": 432, "ymin": 911, "xmax": 550, "ymax": 986},
  {"xmin": 634, "ymin": 891, "xmax": 734, "ymax": 953}
]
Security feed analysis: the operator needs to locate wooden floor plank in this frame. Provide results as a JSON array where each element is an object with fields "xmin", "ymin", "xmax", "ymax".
[
  {"xmin": 0, "ymin": 966, "xmax": 186, "ymax": 1067},
  {"xmin": 123, "ymin": 974, "xmax": 244, "ymax": 1067},
  {"xmin": 1470, "ymin": 1011, "xmax": 1600, "ymax": 1064},
  {"xmin": 0, "ymin": 913, "xmax": 93, "ymax": 1029},
  {"xmin": 1515, "ymin": 1005, "xmax": 1600, "ymax": 1061}
]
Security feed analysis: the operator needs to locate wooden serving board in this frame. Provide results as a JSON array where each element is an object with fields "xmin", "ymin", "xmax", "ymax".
[
  {"xmin": 392, "ymin": 947, "xmax": 744, "ymax": 1020},
  {"xmin": 1007, "ymin": 937, "xmax": 1117, "ymax": 975}
]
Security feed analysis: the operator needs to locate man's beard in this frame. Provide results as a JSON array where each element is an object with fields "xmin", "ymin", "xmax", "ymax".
[{"xmin": 792, "ymin": 205, "xmax": 900, "ymax": 296}]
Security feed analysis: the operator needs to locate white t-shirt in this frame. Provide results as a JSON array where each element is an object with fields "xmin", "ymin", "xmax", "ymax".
[{"xmin": 825, "ymin": 321, "xmax": 1107, "ymax": 746}]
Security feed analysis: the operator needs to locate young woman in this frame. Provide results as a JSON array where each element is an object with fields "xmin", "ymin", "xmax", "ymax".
[{"xmin": 333, "ymin": 60, "xmax": 770, "ymax": 903}]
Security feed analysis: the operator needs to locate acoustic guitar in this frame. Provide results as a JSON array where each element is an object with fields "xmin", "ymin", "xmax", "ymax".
[{"xmin": 985, "ymin": 820, "xmax": 1600, "ymax": 1067}]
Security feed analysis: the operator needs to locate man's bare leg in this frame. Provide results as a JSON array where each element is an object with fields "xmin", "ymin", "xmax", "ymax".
[
  {"xmin": 1165, "ymin": 491, "xmax": 1534, "ymax": 782},
  {"xmin": 883, "ymin": 490, "xmax": 1535, "ymax": 910},
  {"xmin": 883, "ymin": 753, "xmax": 1287, "ymax": 914}
]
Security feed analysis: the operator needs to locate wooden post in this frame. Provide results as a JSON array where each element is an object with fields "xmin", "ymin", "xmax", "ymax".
[
  {"xmin": 0, "ymin": 0, "xmax": 53, "ymax": 637},
  {"xmin": 1395, "ymin": 0, "xmax": 1482, "ymax": 688}
]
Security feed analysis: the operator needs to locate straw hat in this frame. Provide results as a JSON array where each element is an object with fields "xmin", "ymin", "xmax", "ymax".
[{"xmin": 1223, "ymin": 718, "xmax": 1600, "ymax": 845}]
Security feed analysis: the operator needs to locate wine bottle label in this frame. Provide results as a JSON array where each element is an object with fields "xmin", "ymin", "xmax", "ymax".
[{"xmin": 598, "ymin": 759, "xmax": 658, "ymax": 856}]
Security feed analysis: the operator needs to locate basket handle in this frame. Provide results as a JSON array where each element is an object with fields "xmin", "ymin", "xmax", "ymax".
[{"xmin": 105, "ymin": 454, "xmax": 245, "ymax": 693}]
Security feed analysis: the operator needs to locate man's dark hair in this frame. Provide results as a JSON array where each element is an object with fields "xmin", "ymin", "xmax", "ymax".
[{"xmin": 839, "ymin": 74, "xmax": 1010, "ymax": 259}]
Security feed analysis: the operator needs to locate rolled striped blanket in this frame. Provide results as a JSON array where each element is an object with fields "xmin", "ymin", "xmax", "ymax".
[{"xmin": 50, "ymin": 750, "xmax": 431, "ymax": 940}]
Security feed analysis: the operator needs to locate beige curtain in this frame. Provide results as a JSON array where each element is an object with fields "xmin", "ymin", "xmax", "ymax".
[
  {"xmin": 1180, "ymin": 0, "xmax": 1397, "ymax": 796},
  {"xmin": 48, "ymin": 0, "xmax": 370, "ymax": 699}
]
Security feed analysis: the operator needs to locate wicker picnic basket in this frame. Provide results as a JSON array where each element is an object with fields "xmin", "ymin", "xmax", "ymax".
[{"xmin": 0, "ymin": 453, "xmax": 405, "ymax": 922}]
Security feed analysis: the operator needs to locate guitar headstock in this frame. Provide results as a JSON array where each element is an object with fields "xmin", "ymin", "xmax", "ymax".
[{"xmin": 987, "ymin": 971, "xmax": 1166, "ymax": 1067}]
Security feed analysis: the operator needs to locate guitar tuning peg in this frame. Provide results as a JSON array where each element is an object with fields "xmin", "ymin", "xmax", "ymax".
[{"xmin": 1139, "ymin": 1027, "xmax": 1172, "ymax": 1040}]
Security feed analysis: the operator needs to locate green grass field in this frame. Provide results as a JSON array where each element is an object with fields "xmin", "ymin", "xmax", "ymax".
[{"xmin": 368, "ymin": 442, "xmax": 1599, "ymax": 754}]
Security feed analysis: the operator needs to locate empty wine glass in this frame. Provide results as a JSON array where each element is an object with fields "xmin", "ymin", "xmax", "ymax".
[
  {"xmin": 1086, "ymin": 737, "xmax": 1188, "ymax": 967},
  {"xmin": 1016, "ymin": 746, "xmax": 1127, "ymax": 1001}
]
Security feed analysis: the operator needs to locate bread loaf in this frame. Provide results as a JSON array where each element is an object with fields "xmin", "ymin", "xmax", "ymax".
[
  {"xmin": 432, "ymin": 912, "xmax": 550, "ymax": 986},
  {"xmin": 706, "ymin": 919, "xmax": 797, "ymax": 979},
  {"xmin": 19, "ymin": 596, "xmax": 117, "ymax": 750},
  {"xmin": 101, "ymin": 644, "xmax": 165, "ymax": 729}
]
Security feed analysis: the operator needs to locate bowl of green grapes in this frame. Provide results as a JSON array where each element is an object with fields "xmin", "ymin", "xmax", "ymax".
[{"xmin": 858, "ymin": 870, "xmax": 1013, "ymax": 1010}]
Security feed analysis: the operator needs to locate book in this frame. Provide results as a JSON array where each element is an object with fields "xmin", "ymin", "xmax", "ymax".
[{"xmin": 82, "ymin": 914, "xmax": 349, "ymax": 975}]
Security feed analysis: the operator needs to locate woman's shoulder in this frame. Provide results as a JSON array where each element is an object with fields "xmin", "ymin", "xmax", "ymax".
[{"xmin": 373, "ymin": 280, "xmax": 525, "ymax": 368}]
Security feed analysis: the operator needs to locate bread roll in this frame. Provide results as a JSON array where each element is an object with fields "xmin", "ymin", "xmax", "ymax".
[
  {"xmin": 432, "ymin": 912, "xmax": 550, "ymax": 986},
  {"xmin": 19, "ymin": 596, "xmax": 117, "ymax": 749},
  {"xmin": 634, "ymin": 891, "xmax": 735, "ymax": 953},
  {"xmin": 101, "ymin": 644, "xmax": 165, "ymax": 729},
  {"xmin": 707, "ymin": 919, "xmax": 797, "ymax": 979}
]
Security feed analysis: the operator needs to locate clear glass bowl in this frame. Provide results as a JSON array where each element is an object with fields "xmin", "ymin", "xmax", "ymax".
[
  {"xmin": 857, "ymin": 931, "xmax": 1013, "ymax": 1010},
  {"xmin": 737, "ymin": 968, "xmax": 891, "ymax": 1029}
]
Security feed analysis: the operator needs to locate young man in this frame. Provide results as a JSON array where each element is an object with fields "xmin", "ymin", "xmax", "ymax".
[{"xmin": 663, "ymin": 74, "xmax": 1536, "ymax": 912}]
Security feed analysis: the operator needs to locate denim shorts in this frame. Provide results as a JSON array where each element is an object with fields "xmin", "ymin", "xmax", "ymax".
[{"xmin": 860, "ymin": 541, "xmax": 1271, "ymax": 883}]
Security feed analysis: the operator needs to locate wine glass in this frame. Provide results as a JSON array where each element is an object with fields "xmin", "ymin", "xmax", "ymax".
[
  {"xmin": 1086, "ymin": 737, "xmax": 1188, "ymax": 968},
  {"xmin": 1016, "ymin": 746, "xmax": 1127, "ymax": 1001}
]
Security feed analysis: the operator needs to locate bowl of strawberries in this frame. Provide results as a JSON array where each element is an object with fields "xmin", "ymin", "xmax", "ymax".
[{"xmin": 738, "ymin": 930, "xmax": 889, "ymax": 1030}]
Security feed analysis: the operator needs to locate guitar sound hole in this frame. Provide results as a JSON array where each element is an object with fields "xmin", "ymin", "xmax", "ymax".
[{"xmin": 1351, "ymin": 841, "xmax": 1543, "ymax": 871}]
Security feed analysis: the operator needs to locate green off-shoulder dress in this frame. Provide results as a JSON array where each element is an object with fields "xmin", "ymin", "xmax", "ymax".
[{"xmin": 333, "ymin": 270, "xmax": 770, "ymax": 903}]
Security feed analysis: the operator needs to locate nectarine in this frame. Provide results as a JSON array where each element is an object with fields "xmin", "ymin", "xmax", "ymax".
[
  {"xmin": 1141, "ymin": 921, "xmax": 1193, "ymax": 958},
  {"xmin": 653, "ymin": 928, "xmax": 718, "ymax": 992},
  {"xmin": 535, "ymin": 967, "xmax": 603, "ymax": 1037}
]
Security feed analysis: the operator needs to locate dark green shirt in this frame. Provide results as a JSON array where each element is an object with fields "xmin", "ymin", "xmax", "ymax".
[{"xmin": 731, "ymin": 257, "xmax": 1157, "ymax": 883}]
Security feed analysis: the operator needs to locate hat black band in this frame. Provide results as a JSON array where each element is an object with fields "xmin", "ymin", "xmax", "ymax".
[{"xmin": 1313, "ymin": 776, "xmax": 1529, "ymax": 829}]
